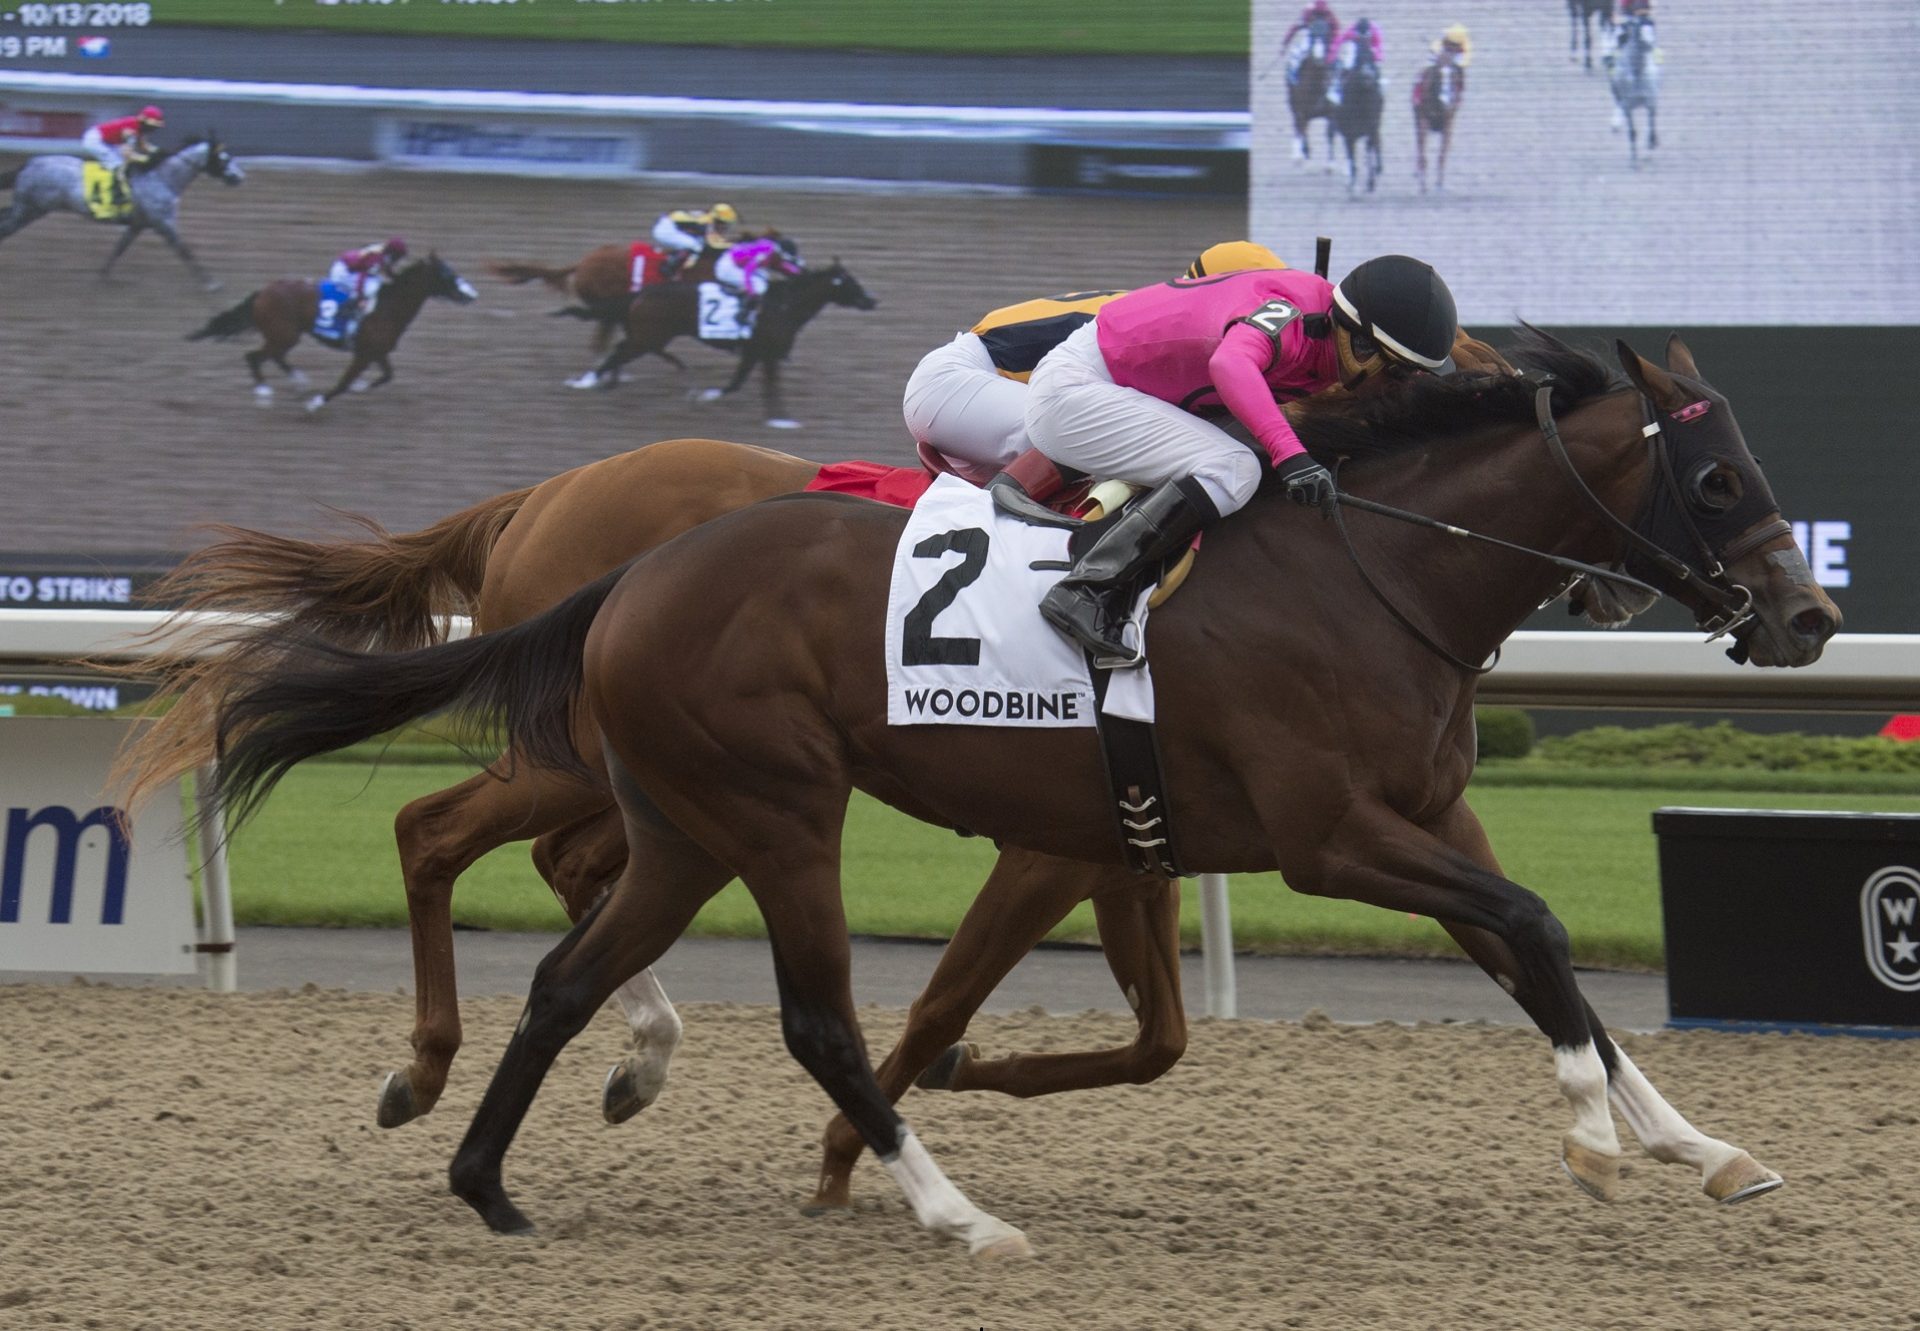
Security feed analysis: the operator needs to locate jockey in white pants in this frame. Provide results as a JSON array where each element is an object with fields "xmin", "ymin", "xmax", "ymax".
[
  {"xmin": 81, "ymin": 105, "xmax": 163, "ymax": 172},
  {"xmin": 1024, "ymin": 254, "xmax": 1460, "ymax": 667},
  {"xmin": 328, "ymin": 237, "xmax": 408, "ymax": 319},
  {"xmin": 903, "ymin": 241, "xmax": 1288, "ymax": 483},
  {"xmin": 649, "ymin": 203, "xmax": 737, "ymax": 273}
]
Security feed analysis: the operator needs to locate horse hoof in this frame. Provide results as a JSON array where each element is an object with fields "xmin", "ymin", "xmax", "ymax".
[
  {"xmin": 1704, "ymin": 1151, "xmax": 1782, "ymax": 1205},
  {"xmin": 252, "ymin": 384, "xmax": 273, "ymax": 402},
  {"xmin": 565, "ymin": 372, "xmax": 599, "ymax": 390},
  {"xmin": 970, "ymin": 1227, "xmax": 1033, "ymax": 1261},
  {"xmin": 799, "ymin": 1195, "xmax": 854, "ymax": 1218},
  {"xmin": 304, "ymin": 395, "xmax": 326, "ymax": 413},
  {"xmin": 203, "ymin": 280, "xmax": 223, "ymax": 293},
  {"xmin": 696, "ymin": 387, "xmax": 724, "ymax": 403},
  {"xmin": 914, "ymin": 1042, "xmax": 977, "ymax": 1092},
  {"xmin": 1561, "ymin": 1136, "xmax": 1621, "ymax": 1203},
  {"xmin": 764, "ymin": 418, "xmax": 802, "ymax": 430},
  {"xmin": 289, "ymin": 371, "xmax": 310, "ymax": 387},
  {"xmin": 601, "ymin": 1056, "xmax": 668, "ymax": 1125},
  {"xmin": 376, "ymin": 1069, "xmax": 432, "ymax": 1129},
  {"xmin": 348, "ymin": 380, "xmax": 370, "ymax": 394}
]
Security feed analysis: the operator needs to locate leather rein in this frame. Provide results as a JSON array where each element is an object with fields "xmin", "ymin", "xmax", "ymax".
[{"xmin": 1326, "ymin": 379, "xmax": 1786, "ymax": 675}]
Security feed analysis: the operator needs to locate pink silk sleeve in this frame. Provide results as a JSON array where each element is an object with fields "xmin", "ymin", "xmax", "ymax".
[{"xmin": 1208, "ymin": 321, "xmax": 1307, "ymax": 467}]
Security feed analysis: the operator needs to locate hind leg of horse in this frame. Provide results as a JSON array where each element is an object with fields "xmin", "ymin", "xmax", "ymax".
[
  {"xmin": 760, "ymin": 359, "xmax": 800, "ymax": 429},
  {"xmin": 530, "ymin": 805, "xmax": 683, "ymax": 1125},
  {"xmin": 1289, "ymin": 797, "xmax": 1617, "ymax": 1195},
  {"xmin": 1438, "ymin": 126, "xmax": 1453, "ymax": 191},
  {"xmin": 1647, "ymin": 105, "xmax": 1658, "ymax": 152},
  {"xmin": 447, "ymin": 811, "xmax": 732, "ymax": 1236},
  {"xmin": 272, "ymin": 353, "xmax": 307, "ymax": 387},
  {"xmin": 363, "ymin": 355, "xmax": 395, "ymax": 391},
  {"xmin": 569, "ymin": 338, "xmax": 640, "ymax": 390},
  {"xmin": 379, "ymin": 760, "xmax": 610, "ymax": 1128},
  {"xmin": 1427, "ymin": 801, "xmax": 1781, "ymax": 1205},
  {"xmin": 808, "ymin": 851, "xmax": 1133, "ymax": 1210}
]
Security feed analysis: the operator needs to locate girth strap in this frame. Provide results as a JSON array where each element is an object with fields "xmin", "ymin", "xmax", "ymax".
[{"xmin": 1089, "ymin": 663, "xmax": 1186, "ymax": 879}]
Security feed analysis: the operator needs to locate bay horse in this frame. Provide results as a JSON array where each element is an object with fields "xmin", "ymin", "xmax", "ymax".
[
  {"xmin": 185, "ymin": 254, "xmax": 479, "ymax": 410},
  {"xmin": 0, "ymin": 136, "xmax": 245, "ymax": 290},
  {"xmin": 120, "ymin": 333, "xmax": 1519, "ymax": 1147},
  {"xmin": 1414, "ymin": 57, "xmax": 1466, "ymax": 193},
  {"xmin": 1608, "ymin": 15, "xmax": 1661, "ymax": 168},
  {"xmin": 1570, "ymin": 0, "xmax": 1616, "ymax": 70},
  {"xmin": 487, "ymin": 235, "xmax": 739, "ymax": 352},
  {"xmin": 196, "ymin": 333, "xmax": 1836, "ymax": 1254},
  {"xmin": 1287, "ymin": 35, "xmax": 1338, "ymax": 166},
  {"xmin": 1332, "ymin": 62, "xmax": 1384, "ymax": 197},
  {"xmin": 563, "ymin": 260, "xmax": 877, "ymax": 428}
]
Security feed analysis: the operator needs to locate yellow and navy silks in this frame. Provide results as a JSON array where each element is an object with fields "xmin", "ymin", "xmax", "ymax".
[{"xmin": 971, "ymin": 241, "xmax": 1287, "ymax": 383}]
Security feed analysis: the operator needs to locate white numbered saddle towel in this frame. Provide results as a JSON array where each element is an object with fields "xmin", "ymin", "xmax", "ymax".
[{"xmin": 884, "ymin": 474, "xmax": 1155, "ymax": 727}]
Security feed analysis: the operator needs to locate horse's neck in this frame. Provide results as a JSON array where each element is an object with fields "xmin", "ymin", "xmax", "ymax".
[
  {"xmin": 370, "ymin": 275, "xmax": 430, "ymax": 327},
  {"xmin": 779, "ymin": 276, "xmax": 832, "ymax": 322},
  {"xmin": 150, "ymin": 146, "xmax": 203, "ymax": 190},
  {"xmin": 1286, "ymin": 393, "xmax": 1650, "ymax": 661}
]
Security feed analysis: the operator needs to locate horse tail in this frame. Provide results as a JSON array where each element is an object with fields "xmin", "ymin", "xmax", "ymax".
[
  {"xmin": 110, "ymin": 486, "xmax": 535, "ymax": 814},
  {"xmin": 186, "ymin": 294, "xmax": 257, "ymax": 341},
  {"xmin": 488, "ymin": 259, "xmax": 576, "ymax": 290},
  {"xmin": 201, "ymin": 562, "xmax": 625, "ymax": 836}
]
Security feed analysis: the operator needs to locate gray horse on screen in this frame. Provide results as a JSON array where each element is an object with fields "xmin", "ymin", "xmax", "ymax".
[{"xmin": 0, "ymin": 135, "xmax": 245, "ymax": 289}]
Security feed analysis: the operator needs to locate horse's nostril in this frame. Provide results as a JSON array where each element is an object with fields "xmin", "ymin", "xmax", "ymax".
[{"xmin": 1791, "ymin": 608, "xmax": 1835, "ymax": 641}]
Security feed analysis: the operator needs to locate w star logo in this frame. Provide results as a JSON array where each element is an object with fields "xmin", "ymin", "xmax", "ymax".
[{"xmin": 1860, "ymin": 866, "xmax": 1920, "ymax": 993}]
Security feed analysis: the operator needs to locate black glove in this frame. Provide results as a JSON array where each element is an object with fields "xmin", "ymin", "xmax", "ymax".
[{"xmin": 1275, "ymin": 453, "xmax": 1338, "ymax": 517}]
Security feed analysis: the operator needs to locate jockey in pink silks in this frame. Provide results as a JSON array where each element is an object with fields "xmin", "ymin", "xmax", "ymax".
[
  {"xmin": 1328, "ymin": 17, "xmax": 1384, "ymax": 104},
  {"xmin": 1016, "ymin": 256, "xmax": 1459, "ymax": 667},
  {"xmin": 715, "ymin": 235, "xmax": 804, "ymax": 319}
]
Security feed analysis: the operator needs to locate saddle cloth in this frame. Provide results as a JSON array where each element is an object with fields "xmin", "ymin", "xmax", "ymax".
[
  {"xmin": 628, "ymin": 242, "xmax": 669, "ymax": 293},
  {"xmin": 313, "ymin": 280, "xmax": 357, "ymax": 344},
  {"xmin": 696, "ymin": 281, "xmax": 752, "ymax": 341},
  {"xmin": 884, "ymin": 475, "xmax": 1153, "ymax": 728},
  {"xmin": 80, "ymin": 161, "xmax": 131, "ymax": 222}
]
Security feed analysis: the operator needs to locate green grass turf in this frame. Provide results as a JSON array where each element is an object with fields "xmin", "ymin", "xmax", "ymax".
[
  {"xmin": 218, "ymin": 762, "xmax": 1920, "ymax": 970},
  {"xmin": 172, "ymin": 1, "xmax": 1251, "ymax": 57}
]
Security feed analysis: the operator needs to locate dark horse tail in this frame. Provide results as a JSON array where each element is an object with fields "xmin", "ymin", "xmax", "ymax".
[
  {"xmin": 206, "ymin": 562, "xmax": 626, "ymax": 834},
  {"xmin": 111, "ymin": 486, "xmax": 537, "ymax": 813},
  {"xmin": 186, "ymin": 294, "xmax": 258, "ymax": 341}
]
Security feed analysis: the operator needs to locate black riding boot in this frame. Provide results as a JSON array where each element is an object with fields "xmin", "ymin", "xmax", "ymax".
[{"xmin": 1038, "ymin": 476, "xmax": 1217, "ymax": 669}]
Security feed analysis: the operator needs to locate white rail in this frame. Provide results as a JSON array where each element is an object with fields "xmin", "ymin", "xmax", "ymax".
[{"xmin": 0, "ymin": 70, "xmax": 1248, "ymax": 138}]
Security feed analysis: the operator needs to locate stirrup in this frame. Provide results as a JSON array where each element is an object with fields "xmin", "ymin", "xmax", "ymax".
[{"xmin": 989, "ymin": 474, "xmax": 1079, "ymax": 529}]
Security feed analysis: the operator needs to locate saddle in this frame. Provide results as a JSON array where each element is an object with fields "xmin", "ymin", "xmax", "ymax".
[{"xmin": 990, "ymin": 476, "xmax": 1198, "ymax": 611}]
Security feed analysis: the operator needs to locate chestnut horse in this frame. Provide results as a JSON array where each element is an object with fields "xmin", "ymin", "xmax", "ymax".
[
  {"xmin": 185, "ymin": 253, "xmax": 478, "ymax": 411},
  {"xmin": 487, "ymin": 236, "xmax": 739, "ymax": 351},
  {"xmin": 1414, "ymin": 57, "xmax": 1466, "ymax": 194},
  {"xmin": 195, "ymin": 334, "xmax": 1835, "ymax": 1253}
]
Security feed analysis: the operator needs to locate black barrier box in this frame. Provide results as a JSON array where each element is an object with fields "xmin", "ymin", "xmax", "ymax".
[{"xmin": 1653, "ymin": 808, "xmax": 1920, "ymax": 1032}]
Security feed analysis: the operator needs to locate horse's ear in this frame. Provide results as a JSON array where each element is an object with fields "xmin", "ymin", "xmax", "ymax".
[
  {"xmin": 1663, "ymin": 332, "xmax": 1700, "ymax": 380},
  {"xmin": 1615, "ymin": 338, "xmax": 1688, "ymax": 411}
]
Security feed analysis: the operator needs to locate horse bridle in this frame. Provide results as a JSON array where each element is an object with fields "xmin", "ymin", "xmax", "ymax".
[{"xmin": 1325, "ymin": 376, "xmax": 1787, "ymax": 673}]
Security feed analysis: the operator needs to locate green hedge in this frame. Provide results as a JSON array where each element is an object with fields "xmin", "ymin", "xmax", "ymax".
[
  {"xmin": 1534, "ymin": 721, "xmax": 1920, "ymax": 774},
  {"xmin": 1476, "ymin": 708, "xmax": 1535, "ymax": 759}
]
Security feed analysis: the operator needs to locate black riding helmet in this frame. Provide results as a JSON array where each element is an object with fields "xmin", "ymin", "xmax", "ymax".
[{"xmin": 1331, "ymin": 255, "xmax": 1458, "ymax": 373}]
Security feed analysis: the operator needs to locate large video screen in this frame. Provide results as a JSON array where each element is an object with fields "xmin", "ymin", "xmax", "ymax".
[{"xmin": 1251, "ymin": 0, "xmax": 1917, "ymax": 325}]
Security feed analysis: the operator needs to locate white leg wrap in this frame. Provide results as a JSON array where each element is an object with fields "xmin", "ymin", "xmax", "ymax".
[
  {"xmin": 1606, "ymin": 1042, "xmax": 1742, "ymax": 1177},
  {"xmin": 1555, "ymin": 1042, "xmax": 1621, "ymax": 1155},
  {"xmin": 881, "ymin": 1130, "xmax": 1027, "ymax": 1257},
  {"xmin": 614, "ymin": 967, "xmax": 682, "ymax": 1063}
]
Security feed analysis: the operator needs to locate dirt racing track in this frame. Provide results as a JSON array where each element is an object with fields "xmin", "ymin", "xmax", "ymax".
[
  {"xmin": 0, "ymin": 986, "xmax": 1912, "ymax": 1330},
  {"xmin": 0, "ymin": 168, "xmax": 1238, "ymax": 554}
]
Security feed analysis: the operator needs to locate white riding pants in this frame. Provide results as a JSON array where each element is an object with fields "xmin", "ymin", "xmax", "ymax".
[
  {"xmin": 902, "ymin": 332, "xmax": 1031, "ymax": 473},
  {"xmin": 714, "ymin": 253, "xmax": 766, "ymax": 297},
  {"xmin": 1025, "ymin": 321, "xmax": 1263, "ymax": 516},
  {"xmin": 80, "ymin": 130, "xmax": 122, "ymax": 169},
  {"xmin": 650, "ymin": 217, "xmax": 704, "ymax": 255}
]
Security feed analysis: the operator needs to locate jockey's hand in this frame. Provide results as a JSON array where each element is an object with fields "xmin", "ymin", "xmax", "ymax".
[{"xmin": 1275, "ymin": 453, "xmax": 1338, "ymax": 517}]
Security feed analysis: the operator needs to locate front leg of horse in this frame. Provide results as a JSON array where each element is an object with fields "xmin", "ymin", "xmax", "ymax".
[
  {"xmin": 1304, "ymin": 797, "xmax": 1628, "ymax": 1200},
  {"xmin": 760, "ymin": 358, "xmax": 801, "ymax": 429},
  {"xmin": 1647, "ymin": 105, "xmax": 1658, "ymax": 152},
  {"xmin": 151, "ymin": 217, "xmax": 219, "ymax": 291}
]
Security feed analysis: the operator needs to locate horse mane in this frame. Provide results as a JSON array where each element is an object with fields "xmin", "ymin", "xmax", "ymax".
[{"xmin": 1292, "ymin": 327, "xmax": 1625, "ymax": 465}]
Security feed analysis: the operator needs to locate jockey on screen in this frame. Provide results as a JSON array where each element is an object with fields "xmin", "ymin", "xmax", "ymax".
[
  {"xmin": 1327, "ymin": 17, "xmax": 1383, "ymax": 105},
  {"xmin": 650, "ymin": 202, "xmax": 738, "ymax": 276},
  {"xmin": 1282, "ymin": 0, "xmax": 1342, "ymax": 68},
  {"xmin": 328, "ymin": 237, "xmax": 408, "ymax": 319},
  {"xmin": 1016, "ymin": 255, "xmax": 1459, "ymax": 667},
  {"xmin": 903, "ymin": 242, "xmax": 1289, "ymax": 485},
  {"xmin": 714, "ymin": 233, "xmax": 802, "ymax": 324},
  {"xmin": 1431, "ymin": 21, "xmax": 1472, "ymax": 70},
  {"xmin": 81, "ymin": 105, "xmax": 163, "ymax": 203}
]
